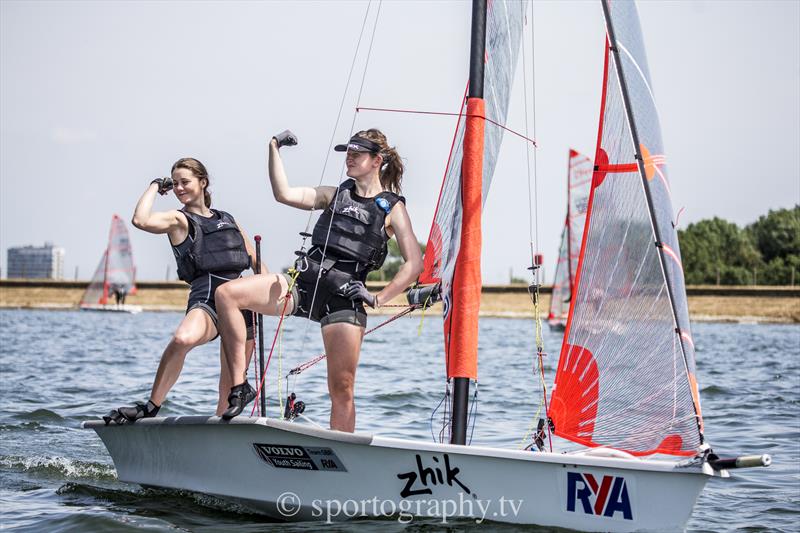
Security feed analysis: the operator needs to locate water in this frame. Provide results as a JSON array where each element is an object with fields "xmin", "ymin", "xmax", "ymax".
[{"xmin": 1, "ymin": 309, "xmax": 798, "ymax": 532}]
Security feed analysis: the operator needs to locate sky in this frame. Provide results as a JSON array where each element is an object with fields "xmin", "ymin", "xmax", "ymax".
[{"xmin": 1, "ymin": 0, "xmax": 798, "ymax": 284}]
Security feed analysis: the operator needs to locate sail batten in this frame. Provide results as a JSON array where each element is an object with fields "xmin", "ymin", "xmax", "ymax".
[{"xmin": 550, "ymin": 1, "xmax": 703, "ymax": 457}]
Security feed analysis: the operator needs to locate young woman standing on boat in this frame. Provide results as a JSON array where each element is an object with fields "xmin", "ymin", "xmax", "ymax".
[
  {"xmin": 215, "ymin": 129, "xmax": 423, "ymax": 432},
  {"xmin": 104, "ymin": 158, "xmax": 258, "ymax": 424}
]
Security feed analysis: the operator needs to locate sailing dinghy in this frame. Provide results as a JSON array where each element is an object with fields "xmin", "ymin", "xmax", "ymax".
[
  {"xmin": 79, "ymin": 214, "xmax": 142, "ymax": 314},
  {"xmin": 84, "ymin": 1, "xmax": 769, "ymax": 530},
  {"xmin": 548, "ymin": 149, "xmax": 592, "ymax": 330}
]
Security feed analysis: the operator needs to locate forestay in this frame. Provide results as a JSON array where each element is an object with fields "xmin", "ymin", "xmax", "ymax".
[
  {"xmin": 549, "ymin": 1, "xmax": 703, "ymax": 456},
  {"xmin": 419, "ymin": 0, "xmax": 526, "ymax": 378}
]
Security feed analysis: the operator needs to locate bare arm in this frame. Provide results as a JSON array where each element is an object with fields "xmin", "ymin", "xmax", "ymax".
[
  {"xmin": 375, "ymin": 202, "xmax": 424, "ymax": 306},
  {"xmin": 131, "ymin": 182, "xmax": 186, "ymax": 241},
  {"xmin": 268, "ymin": 138, "xmax": 335, "ymax": 210}
]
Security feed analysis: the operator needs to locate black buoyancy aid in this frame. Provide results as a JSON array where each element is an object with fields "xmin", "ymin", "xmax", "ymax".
[
  {"xmin": 173, "ymin": 209, "xmax": 250, "ymax": 282},
  {"xmin": 311, "ymin": 179, "xmax": 403, "ymax": 271}
]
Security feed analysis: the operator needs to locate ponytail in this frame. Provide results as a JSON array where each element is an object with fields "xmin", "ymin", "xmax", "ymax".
[{"xmin": 352, "ymin": 129, "xmax": 404, "ymax": 194}]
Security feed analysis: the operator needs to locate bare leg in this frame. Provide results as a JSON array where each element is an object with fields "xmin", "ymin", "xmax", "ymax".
[
  {"xmin": 149, "ymin": 308, "xmax": 217, "ymax": 406},
  {"xmin": 215, "ymin": 273, "xmax": 292, "ymax": 390},
  {"xmin": 322, "ymin": 323, "xmax": 365, "ymax": 432}
]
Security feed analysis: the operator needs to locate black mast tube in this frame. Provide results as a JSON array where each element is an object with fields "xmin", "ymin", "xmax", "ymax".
[
  {"xmin": 254, "ymin": 235, "xmax": 266, "ymax": 416},
  {"xmin": 451, "ymin": 0, "xmax": 487, "ymax": 446}
]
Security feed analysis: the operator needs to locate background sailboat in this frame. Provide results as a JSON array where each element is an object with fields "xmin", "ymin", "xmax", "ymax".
[
  {"xmin": 548, "ymin": 149, "xmax": 593, "ymax": 330},
  {"xmin": 79, "ymin": 214, "xmax": 141, "ymax": 314}
]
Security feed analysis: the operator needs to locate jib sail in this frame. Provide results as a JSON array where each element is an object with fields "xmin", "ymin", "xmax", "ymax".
[{"xmin": 549, "ymin": 1, "xmax": 704, "ymax": 456}]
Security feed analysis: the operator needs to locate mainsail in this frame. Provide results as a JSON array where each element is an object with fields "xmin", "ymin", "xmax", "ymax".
[
  {"xmin": 549, "ymin": 1, "xmax": 703, "ymax": 456},
  {"xmin": 548, "ymin": 149, "xmax": 593, "ymax": 327},
  {"xmin": 419, "ymin": 0, "xmax": 526, "ymax": 380},
  {"xmin": 80, "ymin": 215, "xmax": 137, "ymax": 306}
]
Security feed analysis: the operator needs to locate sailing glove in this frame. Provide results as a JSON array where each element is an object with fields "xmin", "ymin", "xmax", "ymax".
[
  {"xmin": 151, "ymin": 176, "xmax": 173, "ymax": 195},
  {"xmin": 343, "ymin": 281, "xmax": 376, "ymax": 308},
  {"xmin": 273, "ymin": 130, "xmax": 298, "ymax": 148},
  {"xmin": 406, "ymin": 283, "xmax": 441, "ymax": 310}
]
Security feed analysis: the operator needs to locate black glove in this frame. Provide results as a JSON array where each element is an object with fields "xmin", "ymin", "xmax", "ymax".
[
  {"xmin": 273, "ymin": 130, "xmax": 298, "ymax": 148},
  {"xmin": 343, "ymin": 280, "xmax": 376, "ymax": 308},
  {"xmin": 151, "ymin": 177, "xmax": 173, "ymax": 195},
  {"xmin": 406, "ymin": 283, "xmax": 441, "ymax": 309}
]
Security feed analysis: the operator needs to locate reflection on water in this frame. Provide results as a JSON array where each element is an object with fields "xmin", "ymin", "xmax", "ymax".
[{"xmin": 0, "ymin": 309, "xmax": 798, "ymax": 531}]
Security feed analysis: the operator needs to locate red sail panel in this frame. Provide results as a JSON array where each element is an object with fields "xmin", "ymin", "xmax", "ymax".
[
  {"xmin": 550, "ymin": 2, "xmax": 703, "ymax": 457},
  {"xmin": 447, "ymin": 98, "xmax": 485, "ymax": 379}
]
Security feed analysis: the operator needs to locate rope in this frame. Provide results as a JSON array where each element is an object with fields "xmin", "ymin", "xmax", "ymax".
[
  {"xmin": 467, "ymin": 381, "xmax": 478, "ymax": 445},
  {"xmin": 287, "ymin": 304, "xmax": 417, "ymax": 377},
  {"xmin": 283, "ymin": 1, "xmax": 382, "ymax": 401},
  {"xmin": 249, "ymin": 269, "xmax": 299, "ymax": 417},
  {"xmin": 356, "ymin": 106, "xmax": 537, "ymax": 147},
  {"xmin": 518, "ymin": 1, "xmax": 553, "ymax": 452}
]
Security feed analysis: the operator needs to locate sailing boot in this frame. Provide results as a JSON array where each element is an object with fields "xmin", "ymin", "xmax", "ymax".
[
  {"xmin": 221, "ymin": 381, "xmax": 256, "ymax": 421},
  {"xmin": 105, "ymin": 400, "xmax": 160, "ymax": 425}
]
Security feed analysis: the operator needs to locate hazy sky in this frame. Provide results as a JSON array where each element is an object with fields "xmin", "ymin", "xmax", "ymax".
[{"xmin": 1, "ymin": 0, "xmax": 798, "ymax": 283}]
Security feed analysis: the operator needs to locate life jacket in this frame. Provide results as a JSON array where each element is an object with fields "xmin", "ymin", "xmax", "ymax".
[
  {"xmin": 172, "ymin": 209, "xmax": 250, "ymax": 282},
  {"xmin": 311, "ymin": 179, "xmax": 403, "ymax": 271}
]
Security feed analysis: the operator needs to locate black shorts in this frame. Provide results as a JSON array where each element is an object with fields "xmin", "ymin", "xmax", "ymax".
[
  {"xmin": 284, "ymin": 250, "xmax": 367, "ymax": 328},
  {"xmin": 187, "ymin": 272, "xmax": 255, "ymax": 340}
]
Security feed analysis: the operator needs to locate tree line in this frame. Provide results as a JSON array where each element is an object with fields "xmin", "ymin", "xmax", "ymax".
[
  {"xmin": 678, "ymin": 205, "xmax": 799, "ymax": 285},
  {"xmin": 366, "ymin": 205, "xmax": 799, "ymax": 286}
]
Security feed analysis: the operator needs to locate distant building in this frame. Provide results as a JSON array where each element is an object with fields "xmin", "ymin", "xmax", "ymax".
[{"xmin": 7, "ymin": 243, "xmax": 65, "ymax": 279}]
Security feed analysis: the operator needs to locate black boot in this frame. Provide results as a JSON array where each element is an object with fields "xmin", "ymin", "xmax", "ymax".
[
  {"xmin": 103, "ymin": 400, "xmax": 160, "ymax": 425},
  {"xmin": 221, "ymin": 381, "xmax": 256, "ymax": 421}
]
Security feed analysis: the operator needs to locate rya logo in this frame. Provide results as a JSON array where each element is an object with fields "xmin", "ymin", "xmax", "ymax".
[{"xmin": 566, "ymin": 472, "xmax": 632, "ymax": 520}]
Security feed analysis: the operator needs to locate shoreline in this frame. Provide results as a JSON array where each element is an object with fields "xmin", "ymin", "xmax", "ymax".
[{"xmin": 1, "ymin": 280, "xmax": 798, "ymax": 324}]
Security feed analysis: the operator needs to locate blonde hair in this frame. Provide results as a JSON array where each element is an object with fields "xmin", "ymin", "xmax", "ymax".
[
  {"xmin": 353, "ymin": 129, "xmax": 404, "ymax": 194},
  {"xmin": 171, "ymin": 157, "xmax": 211, "ymax": 207}
]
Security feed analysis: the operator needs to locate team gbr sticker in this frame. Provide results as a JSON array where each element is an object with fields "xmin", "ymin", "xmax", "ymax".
[
  {"xmin": 563, "ymin": 471, "xmax": 634, "ymax": 521},
  {"xmin": 253, "ymin": 443, "xmax": 347, "ymax": 472}
]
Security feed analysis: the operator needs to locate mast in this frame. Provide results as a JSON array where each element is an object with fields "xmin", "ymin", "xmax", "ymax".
[
  {"xmin": 600, "ymin": 0, "xmax": 703, "ymax": 440},
  {"xmin": 450, "ymin": 0, "xmax": 487, "ymax": 446}
]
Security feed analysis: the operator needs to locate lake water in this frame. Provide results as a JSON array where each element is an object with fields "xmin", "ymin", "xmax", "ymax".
[{"xmin": 1, "ymin": 309, "xmax": 798, "ymax": 532}]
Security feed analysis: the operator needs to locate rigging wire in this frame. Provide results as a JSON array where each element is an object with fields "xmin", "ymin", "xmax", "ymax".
[
  {"xmin": 290, "ymin": 0, "xmax": 378, "ymax": 389},
  {"xmin": 520, "ymin": 0, "xmax": 553, "ymax": 452}
]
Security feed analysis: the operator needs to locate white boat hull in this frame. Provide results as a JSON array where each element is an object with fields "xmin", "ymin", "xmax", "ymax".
[
  {"xmin": 84, "ymin": 417, "xmax": 716, "ymax": 531},
  {"xmin": 79, "ymin": 304, "xmax": 143, "ymax": 314}
]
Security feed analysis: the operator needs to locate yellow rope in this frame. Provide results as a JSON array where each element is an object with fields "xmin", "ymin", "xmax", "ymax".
[
  {"xmin": 415, "ymin": 292, "xmax": 433, "ymax": 336},
  {"xmin": 276, "ymin": 268, "xmax": 301, "ymax": 419},
  {"xmin": 519, "ymin": 280, "xmax": 547, "ymax": 449}
]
